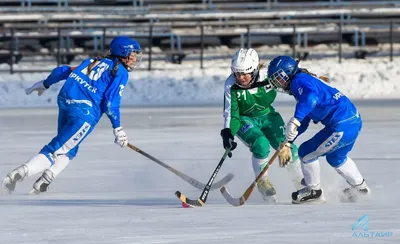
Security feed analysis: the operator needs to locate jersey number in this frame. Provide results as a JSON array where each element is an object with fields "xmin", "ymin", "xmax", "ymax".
[
  {"xmin": 81, "ymin": 60, "xmax": 110, "ymax": 81},
  {"xmin": 236, "ymin": 90, "xmax": 246, "ymax": 101}
]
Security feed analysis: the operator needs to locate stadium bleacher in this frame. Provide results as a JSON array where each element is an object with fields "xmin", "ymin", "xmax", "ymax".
[{"xmin": 0, "ymin": 0, "xmax": 399, "ymax": 72}]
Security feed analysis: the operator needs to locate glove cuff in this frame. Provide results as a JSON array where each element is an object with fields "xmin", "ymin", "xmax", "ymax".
[
  {"xmin": 289, "ymin": 117, "xmax": 301, "ymax": 127},
  {"xmin": 284, "ymin": 142, "xmax": 292, "ymax": 148},
  {"xmin": 220, "ymin": 128, "xmax": 233, "ymax": 137},
  {"xmin": 113, "ymin": 126, "xmax": 124, "ymax": 135},
  {"xmin": 43, "ymin": 80, "xmax": 50, "ymax": 89}
]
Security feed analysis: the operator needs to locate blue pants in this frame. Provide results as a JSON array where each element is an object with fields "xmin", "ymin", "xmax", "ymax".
[
  {"xmin": 298, "ymin": 115, "xmax": 362, "ymax": 167},
  {"xmin": 40, "ymin": 108, "xmax": 95, "ymax": 164}
]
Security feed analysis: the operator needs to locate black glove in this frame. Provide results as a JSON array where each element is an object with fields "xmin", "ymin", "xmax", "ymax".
[{"xmin": 220, "ymin": 128, "xmax": 237, "ymax": 158}]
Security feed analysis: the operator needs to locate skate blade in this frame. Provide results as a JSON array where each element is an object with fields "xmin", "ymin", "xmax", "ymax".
[
  {"xmin": 1, "ymin": 187, "xmax": 11, "ymax": 195},
  {"xmin": 28, "ymin": 189, "xmax": 40, "ymax": 195},
  {"xmin": 339, "ymin": 192, "xmax": 370, "ymax": 203},
  {"xmin": 262, "ymin": 195, "xmax": 277, "ymax": 204}
]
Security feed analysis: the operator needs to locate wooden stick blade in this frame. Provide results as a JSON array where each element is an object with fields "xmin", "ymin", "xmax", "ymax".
[
  {"xmin": 219, "ymin": 141, "xmax": 287, "ymax": 206},
  {"xmin": 175, "ymin": 191, "xmax": 205, "ymax": 207},
  {"xmin": 220, "ymin": 186, "xmax": 246, "ymax": 206},
  {"xmin": 220, "ymin": 182, "xmax": 258, "ymax": 207}
]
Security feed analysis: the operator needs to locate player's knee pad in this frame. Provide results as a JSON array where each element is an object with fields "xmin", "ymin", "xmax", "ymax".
[{"xmin": 251, "ymin": 136, "xmax": 271, "ymax": 159}]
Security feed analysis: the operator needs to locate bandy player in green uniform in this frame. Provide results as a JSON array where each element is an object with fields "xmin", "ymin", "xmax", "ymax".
[{"xmin": 221, "ymin": 48, "xmax": 303, "ymax": 202}]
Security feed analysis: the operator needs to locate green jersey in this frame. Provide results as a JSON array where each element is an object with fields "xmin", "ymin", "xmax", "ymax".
[{"xmin": 223, "ymin": 68, "xmax": 277, "ymax": 135}]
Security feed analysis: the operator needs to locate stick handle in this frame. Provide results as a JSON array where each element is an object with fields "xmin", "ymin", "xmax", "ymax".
[{"xmin": 199, "ymin": 148, "xmax": 231, "ymax": 203}]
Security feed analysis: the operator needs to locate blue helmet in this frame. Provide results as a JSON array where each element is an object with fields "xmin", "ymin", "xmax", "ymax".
[
  {"xmin": 267, "ymin": 56, "xmax": 299, "ymax": 93},
  {"xmin": 109, "ymin": 36, "xmax": 141, "ymax": 58}
]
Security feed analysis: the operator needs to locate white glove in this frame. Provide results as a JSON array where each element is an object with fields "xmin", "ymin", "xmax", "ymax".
[
  {"xmin": 113, "ymin": 127, "xmax": 128, "ymax": 147},
  {"xmin": 285, "ymin": 117, "xmax": 301, "ymax": 141},
  {"xmin": 25, "ymin": 80, "xmax": 47, "ymax": 96}
]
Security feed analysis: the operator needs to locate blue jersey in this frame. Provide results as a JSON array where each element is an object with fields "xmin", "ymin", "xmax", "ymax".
[
  {"xmin": 290, "ymin": 72, "xmax": 359, "ymax": 133},
  {"xmin": 43, "ymin": 57, "xmax": 128, "ymax": 128}
]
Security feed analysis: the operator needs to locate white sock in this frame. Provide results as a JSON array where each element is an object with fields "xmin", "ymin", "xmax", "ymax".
[
  {"xmin": 24, "ymin": 154, "xmax": 52, "ymax": 176},
  {"xmin": 301, "ymin": 159, "xmax": 321, "ymax": 190},
  {"xmin": 252, "ymin": 155, "xmax": 269, "ymax": 180},
  {"xmin": 286, "ymin": 158, "xmax": 304, "ymax": 190},
  {"xmin": 48, "ymin": 155, "xmax": 70, "ymax": 177},
  {"xmin": 334, "ymin": 157, "xmax": 364, "ymax": 186}
]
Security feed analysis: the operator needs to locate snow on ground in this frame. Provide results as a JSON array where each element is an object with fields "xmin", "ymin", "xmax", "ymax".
[
  {"xmin": 0, "ymin": 55, "xmax": 399, "ymax": 243},
  {"xmin": 0, "ymin": 105, "xmax": 399, "ymax": 243}
]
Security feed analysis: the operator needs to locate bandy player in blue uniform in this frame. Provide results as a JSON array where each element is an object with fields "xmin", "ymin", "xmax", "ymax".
[
  {"xmin": 2, "ymin": 36, "xmax": 141, "ymax": 194},
  {"xmin": 267, "ymin": 56, "xmax": 370, "ymax": 204}
]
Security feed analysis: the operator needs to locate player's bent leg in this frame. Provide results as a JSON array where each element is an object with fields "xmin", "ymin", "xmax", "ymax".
[
  {"xmin": 285, "ymin": 144, "xmax": 304, "ymax": 190},
  {"xmin": 291, "ymin": 131, "xmax": 334, "ymax": 204},
  {"xmin": 238, "ymin": 125, "xmax": 276, "ymax": 203},
  {"xmin": 31, "ymin": 117, "xmax": 93, "ymax": 194},
  {"xmin": 292, "ymin": 159, "xmax": 326, "ymax": 204},
  {"xmin": 30, "ymin": 155, "xmax": 71, "ymax": 194},
  {"xmin": 329, "ymin": 155, "xmax": 370, "ymax": 202},
  {"xmin": 2, "ymin": 153, "xmax": 52, "ymax": 194},
  {"xmin": 252, "ymin": 155, "xmax": 276, "ymax": 203}
]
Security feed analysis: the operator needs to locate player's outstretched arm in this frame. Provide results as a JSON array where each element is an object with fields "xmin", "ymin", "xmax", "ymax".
[{"xmin": 25, "ymin": 66, "xmax": 75, "ymax": 96}]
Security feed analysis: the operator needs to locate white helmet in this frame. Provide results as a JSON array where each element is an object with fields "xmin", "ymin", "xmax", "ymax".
[{"xmin": 231, "ymin": 48, "xmax": 260, "ymax": 87}]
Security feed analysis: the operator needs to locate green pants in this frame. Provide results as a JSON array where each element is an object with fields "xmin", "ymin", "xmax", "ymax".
[{"xmin": 236, "ymin": 111, "xmax": 299, "ymax": 160}]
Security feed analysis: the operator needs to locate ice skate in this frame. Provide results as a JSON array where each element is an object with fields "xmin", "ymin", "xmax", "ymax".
[
  {"xmin": 340, "ymin": 179, "xmax": 370, "ymax": 203},
  {"xmin": 29, "ymin": 170, "xmax": 54, "ymax": 195},
  {"xmin": 292, "ymin": 186, "xmax": 326, "ymax": 204},
  {"xmin": 1, "ymin": 165, "xmax": 28, "ymax": 194},
  {"xmin": 257, "ymin": 178, "xmax": 276, "ymax": 203}
]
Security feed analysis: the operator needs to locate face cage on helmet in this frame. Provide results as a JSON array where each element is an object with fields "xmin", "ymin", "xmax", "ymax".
[
  {"xmin": 234, "ymin": 69, "xmax": 259, "ymax": 88},
  {"xmin": 123, "ymin": 50, "xmax": 142, "ymax": 72},
  {"xmin": 269, "ymin": 68, "xmax": 291, "ymax": 93}
]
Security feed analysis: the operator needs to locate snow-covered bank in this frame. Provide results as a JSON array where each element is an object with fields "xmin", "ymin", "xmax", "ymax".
[{"xmin": 0, "ymin": 58, "xmax": 399, "ymax": 107}]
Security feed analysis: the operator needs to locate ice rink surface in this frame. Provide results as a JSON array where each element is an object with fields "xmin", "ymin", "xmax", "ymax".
[{"xmin": 0, "ymin": 101, "xmax": 399, "ymax": 243}]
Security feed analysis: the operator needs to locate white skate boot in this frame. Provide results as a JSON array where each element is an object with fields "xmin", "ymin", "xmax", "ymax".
[
  {"xmin": 2, "ymin": 165, "xmax": 29, "ymax": 194},
  {"xmin": 29, "ymin": 169, "xmax": 55, "ymax": 195},
  {"xmin": 340, "ymin": 179, "xmax": 370, "ymax": 203},
  {"xmin": 257, "ymin": 178, "xmax": 277, "ymax": 203}
]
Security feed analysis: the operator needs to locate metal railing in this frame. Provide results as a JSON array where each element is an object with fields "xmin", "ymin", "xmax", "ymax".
[{"xmin": 1, "ymin": 18, "xmax": 399, "ymax": 73}]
